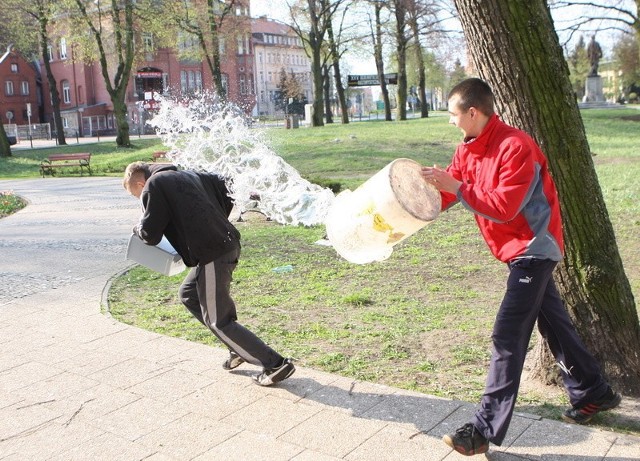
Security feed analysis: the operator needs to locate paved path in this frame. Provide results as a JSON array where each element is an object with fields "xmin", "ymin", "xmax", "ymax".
[{"xmin": 0, "ymin": 177, "xmax": 638, "ymax": 461}]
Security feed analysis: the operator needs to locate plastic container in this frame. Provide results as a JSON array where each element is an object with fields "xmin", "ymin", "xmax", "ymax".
[
  {"xmin": 126, "ymin": 234, "xmax": 186, "ymax": 276},
  {"xmin": 325, "ymin": 158, "xmax": 441, "ymax": 264}
]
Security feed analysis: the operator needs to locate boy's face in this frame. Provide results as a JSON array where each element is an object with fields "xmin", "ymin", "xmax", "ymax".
[
  {"xmin": 128, "ymin": 178, "xmax": 146, "ymax": 199},
  {"xmin": 448, "ymin": 95, "xmax": 482, "ymax": 139}
]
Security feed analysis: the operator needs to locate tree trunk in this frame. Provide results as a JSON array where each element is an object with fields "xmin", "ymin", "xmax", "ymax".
[
  {"xmin": 0, "ymin": 122, "xmax": 12, "ymax": 158},
  {"xmin": 326, "ymin": 16, "xmax": 348, "ymax": 124},
  {"xmin": 310, "ymin": 39, "xmax": 325, "ymax": 127},
  {"xmin": 453, "ymin": 0, "xmax": 640, "ymax": 395},
  {"xmin": 38, "ymin": 13, "xmax": 66, "ymax": 146},
  {"xmin": 408, "ymin": 11, "xmax": 428, "ymax": 118},
  {"xmin": 74, "ymin": 0, "xmax": 134, "ymax": 147},
  {"xmin": 373, "ymin": 2, "xmax": 392, "ymax": 121},
  {"xmin": 394, "ymin": 0, "xmax": 408, "ymax": 121},
  {"xmin": 113, "ymin": 97, "xmax": 131, "ymax": 147},
  {"xmin": 323, "ymin": 65, "xmax": 333, "ymax": 124},
  {"xmin": 305, "ymin": 0, "xmax": 326, "ymax": 127},
  {"xmin": 206, "ymin": 0, "xmax": 225, "ymax": 101}
]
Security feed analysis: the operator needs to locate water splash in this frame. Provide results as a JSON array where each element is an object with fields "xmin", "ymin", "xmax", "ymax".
[{"xmin": 148, "ymin": 93, "xmax": 335, "ymax": 226}]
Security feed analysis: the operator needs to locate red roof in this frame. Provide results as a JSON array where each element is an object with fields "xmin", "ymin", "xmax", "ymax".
[{"xmin": 252, "ymin": 17, "xmax": 294, "ymax": 36}]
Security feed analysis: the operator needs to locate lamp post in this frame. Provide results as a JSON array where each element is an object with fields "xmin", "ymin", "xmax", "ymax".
[{"xmin": 26, "ymin": 103, "xmax": 33, "ymax": 148}]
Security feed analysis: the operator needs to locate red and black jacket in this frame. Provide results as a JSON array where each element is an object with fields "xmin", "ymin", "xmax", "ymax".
[{"xmin": 441, "ymin": 114, "xmax": 564, "ymax": 263}]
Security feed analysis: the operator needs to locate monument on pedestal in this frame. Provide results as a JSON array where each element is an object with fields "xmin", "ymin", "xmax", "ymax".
[
  {"xmin": 583, "ymin": 35, "xmax": 604, "ymax": 103},
  {"xmin": 578, "ymin": 35, "xmax": 623, "ymax": 108}
]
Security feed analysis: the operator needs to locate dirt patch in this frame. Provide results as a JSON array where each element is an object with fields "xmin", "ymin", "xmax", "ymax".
[{"xmin": 619, "ymin": 114, "xmax": 640, "ymax": 122}]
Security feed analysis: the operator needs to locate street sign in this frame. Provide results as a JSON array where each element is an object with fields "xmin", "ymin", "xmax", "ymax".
[{"xmin": 347, "ymin": 73, "xmax": 398, "ymax": 87}]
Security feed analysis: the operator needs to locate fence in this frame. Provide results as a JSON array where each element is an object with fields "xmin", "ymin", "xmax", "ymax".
[{"xmin": 5, "ymin": 123, "xmax": 52, "ymax": 141}]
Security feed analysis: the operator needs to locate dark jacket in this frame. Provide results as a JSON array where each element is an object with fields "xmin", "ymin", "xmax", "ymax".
[{"xmin": 134, "ymin": 164, "xmax": 240, "ymax": 267}]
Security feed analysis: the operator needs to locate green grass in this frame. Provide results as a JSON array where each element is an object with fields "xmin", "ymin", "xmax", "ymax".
[
  {"xmin": 3, "ymin": 108, "xmax": 639, "ymax": 434},
  {"xmin": 0, "ymin": 190, "xmax": 27, "ymax": 217},
  {"xmin": 0, "ymin": 138, "xmax": 166, "ymax": 178}
]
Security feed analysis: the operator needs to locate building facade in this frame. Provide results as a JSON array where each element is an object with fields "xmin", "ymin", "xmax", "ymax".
[
  {"xmin": 0, "ymin": 45, "xmax": 43, "ymax": 128},
  {"xmin": 252, "ymin": 17, "xmax": 312, "ymax": 117},
  {"xmin": 43, "ymin": 0, "xmax": 254, "ymax": 137}
]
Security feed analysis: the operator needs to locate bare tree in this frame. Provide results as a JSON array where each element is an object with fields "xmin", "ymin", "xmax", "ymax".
[
  {"xmin": 66, "ymin": 0, "xmax": 138, "ymax": 147},
  {"xmin": 31, "ymin": 0, "xmax": 68, "ymax": 146},
  {"xmin": 366, "ymin": 0, "xmax": 393, "ymax": 121},
  {"xmin": 391, "ymin": 0, "xmax": 410, "ymax": 121},
  {"xmin": 3, "ymin": 0, "xmax": 67, "ymax": 146},
  {"xmin": 551, "ymin": 1, "xmax": 639, "ymax": 45},
  {"xmin": 326, "ymin": 7, "xmax": 349, "ymax": 124},
  {"xmin": 289, "ymin": 0, "xmax": 337, "ymax": 127},
  {"xmin": 453, "ymin": 0, "xmax": 640, "ymax": 395}
]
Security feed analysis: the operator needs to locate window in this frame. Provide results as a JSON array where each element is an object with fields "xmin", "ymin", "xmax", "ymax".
[
  {"xmin": 237, "ymin": 36, "xmax": 244, "ymax": 55},
  {"xmin": 142, "ymin": 33, "xmax": 154, "ymax": 54},
  {"xmin": 219, "ymin": 37, "xmax": 226, "ymax": 55},
  {"xmin": 180, "ymin": 71, "xmax": 188, "ymax": 92},
  {"xmin": 239, "ymin": 74, "xmax": 246, "ymax": 95},
  {"xmin": 5, "ymin": 81, "xmax": 14, "ymax": 96},
  {"xmin": 60, "ymin": 38, "xmax": 68, "ymax": 59},
  {"xmin": 21, "ymin": 81, "xmax": 29, "ymax": 95},
  {"xmin": 47, "ymin": 45, "xmax": 53, "ymax": 61},
  {"xmin": 10, "ymin": 63, "xmax": 18, "ymax": 73},
  {"xmin": 221, "ymin": 74, "xmax": 228, "ymax": 96},
  {"xmin": 180, "ymin": 70, "xmax": 202, "ymax": 92},
  {"xmin": 62, "ymin": 80, "xmax": 71, "ymax": 103}
]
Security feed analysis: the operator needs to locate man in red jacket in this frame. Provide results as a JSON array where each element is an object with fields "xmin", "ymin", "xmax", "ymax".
[
  {"xmin": 123, "ymin": 161, "xmax": 295, "ymax": 386},
  {"xmin": 421, "ymin": 78, "xmax": 620, "ymax": 456}
]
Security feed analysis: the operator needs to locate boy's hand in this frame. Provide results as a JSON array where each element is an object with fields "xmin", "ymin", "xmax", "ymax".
[{"xmin": 420, "ymin": 165, "xmax": 462, "ymax": 194}]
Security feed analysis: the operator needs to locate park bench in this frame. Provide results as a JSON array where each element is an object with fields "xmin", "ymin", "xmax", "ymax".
[{"xmin": 40, "ymin": 153, "xmax": 92, "ymax": 178}]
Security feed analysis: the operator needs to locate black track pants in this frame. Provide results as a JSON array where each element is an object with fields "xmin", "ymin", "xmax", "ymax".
[
  {"xmin": 471, "ymin": 258, "xmax": 608, "ymax": 445},
  {"xmin": 178, "ymin": 248, "xmax": 283, "ymax": 369}
]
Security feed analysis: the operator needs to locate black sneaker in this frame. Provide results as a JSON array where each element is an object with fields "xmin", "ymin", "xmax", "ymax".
[
  {"xmin": 222, "ymin": 351, "xmax": 245, "ymax": 370},
  {"xmin": 443, "ymin": 423, "xmax": 489, "ymax": 456},
  {"xmin": 253, "ymin": 358, "xmax": 295, "ymax": 386},
  {"xmin": 562, "ymin": 387, "xmax": 622, "ymax": 424}
]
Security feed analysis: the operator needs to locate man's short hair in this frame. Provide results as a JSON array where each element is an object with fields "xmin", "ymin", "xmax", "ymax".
[
  {"xmin": 122, "ymin": 161, "xmax": 151, "ymax": 191},
  {"xmin": 449, "ymin": 78, "xmax": 495, "ymax": 116}
]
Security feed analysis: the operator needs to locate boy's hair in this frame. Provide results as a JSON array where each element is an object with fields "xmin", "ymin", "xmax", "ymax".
[
  {"xmin": 122, "ymin": 161, "xmax": 151, "ymax": 191},
  {"xmin": 449, "ymin": 78, "xmax": 495, "ymax": 116}
]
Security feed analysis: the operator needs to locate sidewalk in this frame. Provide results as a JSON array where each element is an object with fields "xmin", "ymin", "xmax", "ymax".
[
  {"xmin": 9, "ymin": 134, "xmax": 158, "ymax": 151},
  {"xmin": 0, "ymin": 177, "xmax": 638, "ymax": 460}
]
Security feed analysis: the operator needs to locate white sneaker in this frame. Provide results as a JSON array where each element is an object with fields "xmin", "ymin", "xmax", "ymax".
[{"xmin": 253, "ymin": 358, "xmax": 295, "ymax": 386}]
